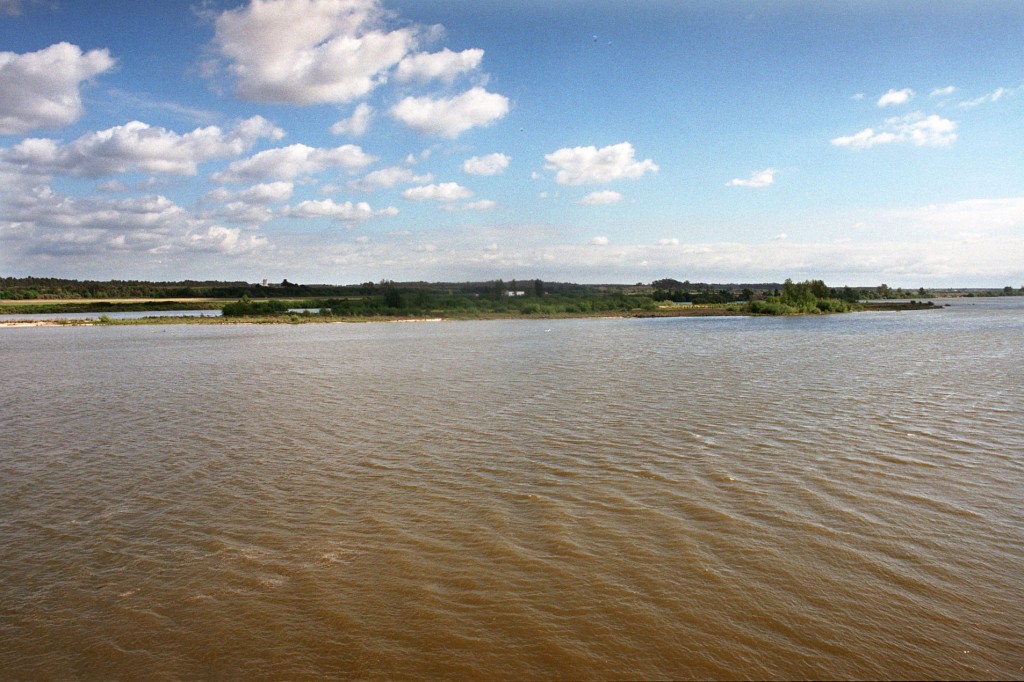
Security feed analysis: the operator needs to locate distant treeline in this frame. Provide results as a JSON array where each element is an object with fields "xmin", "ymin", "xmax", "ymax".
[
  {"xmin": 1, "ymin": 276, "xmax": 635, "ymax": 301},
  {"xmin": 0, "ymin": 276, "xmax": 961, "ymax": 318},
  {"xmin": 222, "ymin": 284, "xmax": 660, "ymax": 318},
  {"xmin": 219, "ymin": 279, "xmax": 870, "ymax": 319},
  {"xmin": 3, "ymin": 275, "xmax": 1021, "ymax": 303}
]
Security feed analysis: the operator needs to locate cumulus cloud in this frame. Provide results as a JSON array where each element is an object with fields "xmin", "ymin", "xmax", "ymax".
[
  {"xmin": 206, "ymin": 202, "xmax": 275, "ymax": 224},
  {"xmin": 831, "ymin": 113, "xmax": 956, "ymax": 149},
  {"xmin": 234, "ymin": 181, "xmax": 295, "ymax": 204},
  {"xmin": 0, "ymin": 42, "xmax": 116, "ymax": 134},
  {"xmin": 212, "ymin": 0, "xmax": 414, "ymax": 104},
  {"xmin": 579, "ymin": 190, "xmax": 623, "ymax": 205},
  {"xmin": 188, "ymin": 225, "xmax": 268, "ymax": 254},
  {"xmin": 930, "ymin": 85, "xmax": 956, "ymax": 97},
  {"xmin": 401, "ymin": 182, "xmax": 473, "ymax": 202},
  {"xmin": 395, "ymin": 47, "xmax": 484, "ymax": 83},
  {"xmin": 201, "ymin": 182, "xmax": 294, "ymax": 222},
  {"xmin": 213, "ymin": 143, "xmax": 375, "ymax": 182},
  {"xmin": 657, "ymin": 238, "xmax": 679, "ymax": 246},
  {"xmin": 462, "ymin": 153, "xmax": 510, "ymax": 176},
  {"xmin": 330, "ymin": 102, "xmax": 374, "ymax": 136},
  {"xmin": 544, "ymin": 142, "xmax": 658, "ymax": 185},
  {"xmin": 877, "ymin": 88, "xmax": 914, "ymax": 107},
  {"xmin": 589, "ymin": 236, "xmax": 609, "ymax": 246},
  {"xmin": 391, "ymin": 86, "xmax": 509, "ymax": 137},
  {"xmin": 2, "ymin": 117, "xmax": 285, "ymax": 177},
  {"xmin": 348, "ymin": 166, "xmax": 432, "ymax": 192},
  {"xmin": 0, "ymin": 183, "xmax": 271, "ymax": 259},
  {"xmin": 7, "ymin": 188, "xmax": 187, "ymax": 235},
  {"xmin": 726, "ymin": 168, "xmax": 775, "ymax": 188},
  {"xmin": 285, "ymin": 198, "xmax": 398, "ymax": 221}
]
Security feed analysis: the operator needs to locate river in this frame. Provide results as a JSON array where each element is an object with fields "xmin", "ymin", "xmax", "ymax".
[{"xmin": 1, "ymin": 298, "xmax": 1021, "ymax": 679}]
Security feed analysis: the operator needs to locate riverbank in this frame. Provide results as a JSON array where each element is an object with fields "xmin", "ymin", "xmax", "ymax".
[
  {"xmin": 0, "ymin": 300, "xmax": 942, "ymax": 328},
  {"xmin": 0, "ymin": 306, "xmax": 749, "ymax": 327}
]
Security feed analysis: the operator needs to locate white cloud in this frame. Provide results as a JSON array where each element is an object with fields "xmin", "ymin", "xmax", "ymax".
[
  {"xmin": 441, "ymin": 199, "xmax": 496, "ymax": 212},
  {"xmin": 391, "ymin": 86, "xmax": 509, "ymax": 138},
  {"xmin": 589, "ymin": 236, "xmax": 610, "ymax": 246},
  {"xmin": 330, "ymin": 102, "xmax": 374, "ymax": 136},
  {"xmin": 213, "ymin": 143, "xmax": 375, "ymax": 182},
  {"xmin": 188, "ymin": 225, "xmax": 268, "ymax": 255},
  {"xmin": 395, "ymin": 48, "xmax": 484, "ymax": 83},
  {"xmin": 201, "ymin": 182, "xmax": 294, "ymax": 222},
  {"xmin": 544, "ymin": 142, "xmax": 658, "ymax": 185},
  {"xmin": 959, "ymin": 86, "xmax": 1014, "ymax": 108},
  {"xmin": 726, "ymin": 168, "xmax": 775, "ymax": 188},
  {"xmin": 285, "ymin": 198, "xmax": 397, "ymax": 221},
  {"xmin": 2, "ymin": 117, "xmax": 285, "ymax": 178},
  {"xmin": 212, "ymin": 0, "xmax": 414, "ymax": 104},
  {"xmin": 349, "ymin": 166, "xmax": 433, "ymax": 192},
  {"xmin": 930, "ymin": 85, "xmax": 956, "ymax": 97},
  {"xmin": 402, "ymin": 182, "xmax": 473, "ymax": 202},
  {"xmin": 579, "ymin": 190, "xmax": 623, "ymax": 205},
  {"xmin": 236, "ymin": 181, "xmax": 295, "ymax": 204},
  {"xmin": 0, "ymin": 42, "xmax": 116, "ymax": 134},
  {"xmin": 877, "ymin": 88, "xmax": 914, "ymax": 107},
  {"xmin": 462, "ymin": 152, "xmax": 510, "ymax": 176},
  {"xmin": 773, "ymin": 233, "xmax": 788, "ymax": 241},
  {"xmin": 657, "ymin": 238, "xmax": 679, "ymax": 246},
  {"xmin": 831, "ymin": 113, "xmax": 956, "ymax": 149},
  {"xmin": 0, "ymin": 183, "xmax": 270, "ymax": 259},
  {"xmin": 208, "ymin": 201, "xmax": 275, "ymax": 224}
]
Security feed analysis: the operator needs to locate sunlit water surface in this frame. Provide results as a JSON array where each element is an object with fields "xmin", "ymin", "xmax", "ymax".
[{"xmin": 1, "ymin": 298, "xmax": 1022, "ymax": 680}]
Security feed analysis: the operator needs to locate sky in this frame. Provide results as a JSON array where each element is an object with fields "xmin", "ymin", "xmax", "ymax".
[{"xmin": 0, "ymin": 0, "xmax": 1022, "ymax": 287}]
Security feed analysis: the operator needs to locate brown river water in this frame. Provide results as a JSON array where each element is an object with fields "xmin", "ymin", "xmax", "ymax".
[{"xmin": 1, "ymin": 298, "xmax": 1022, "ymax": 680}]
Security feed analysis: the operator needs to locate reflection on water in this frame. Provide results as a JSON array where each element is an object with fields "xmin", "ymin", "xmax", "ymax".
[{"xmin": 1, "ymin": 298, "xmax": 1022, "ymax": 679}]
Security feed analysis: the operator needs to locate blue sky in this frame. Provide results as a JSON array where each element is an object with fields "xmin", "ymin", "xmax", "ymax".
[{"xmin": 1, "ymin": 0, "xmax": 1021, "ymax": 286}]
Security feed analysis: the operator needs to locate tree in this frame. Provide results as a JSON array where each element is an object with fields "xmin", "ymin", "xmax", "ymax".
[
  {"xmin": 382, "ymin": 281, "xmax": 403, "ymax": 309},
  {"xmin": 808, "ymin": 279, "xmax": 829, "ymax": 299}
]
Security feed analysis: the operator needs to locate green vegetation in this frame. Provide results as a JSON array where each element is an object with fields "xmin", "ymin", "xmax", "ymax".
[
  {"xmin": 219, "ymin": 282, "xmax": 660, "ymax": 319},
  {"xmin": 747, "ymin": 279, "xmax": 863, "ymax": 315},
  {"xmin": 221, "ymin": 296, "xmax": 291, "ymax": 317},
  {"xmin": 0, "ymin": 276, "xmax": 952, "ymax": 324},
  {"xmin": 0, "ymin": 299, "xmax": 225, "ymax": 315}
]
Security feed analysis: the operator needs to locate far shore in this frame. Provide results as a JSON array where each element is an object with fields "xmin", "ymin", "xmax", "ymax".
[
  {"xmin": 0, "ymin": 300, "xmax": 943, "ymax": 328},
  {"xmin": 0, "ymin": 306, "xmax": 750, "ymax": 328}
]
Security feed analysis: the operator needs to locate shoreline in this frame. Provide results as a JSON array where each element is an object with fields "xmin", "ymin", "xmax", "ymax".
[
  {"xmin": 0, "ymin": 300, "xmax": 941, "ymax": 328},
  {"xmin": 0, "ymin": 307, "xmax": 746, "ymax": 328}
]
